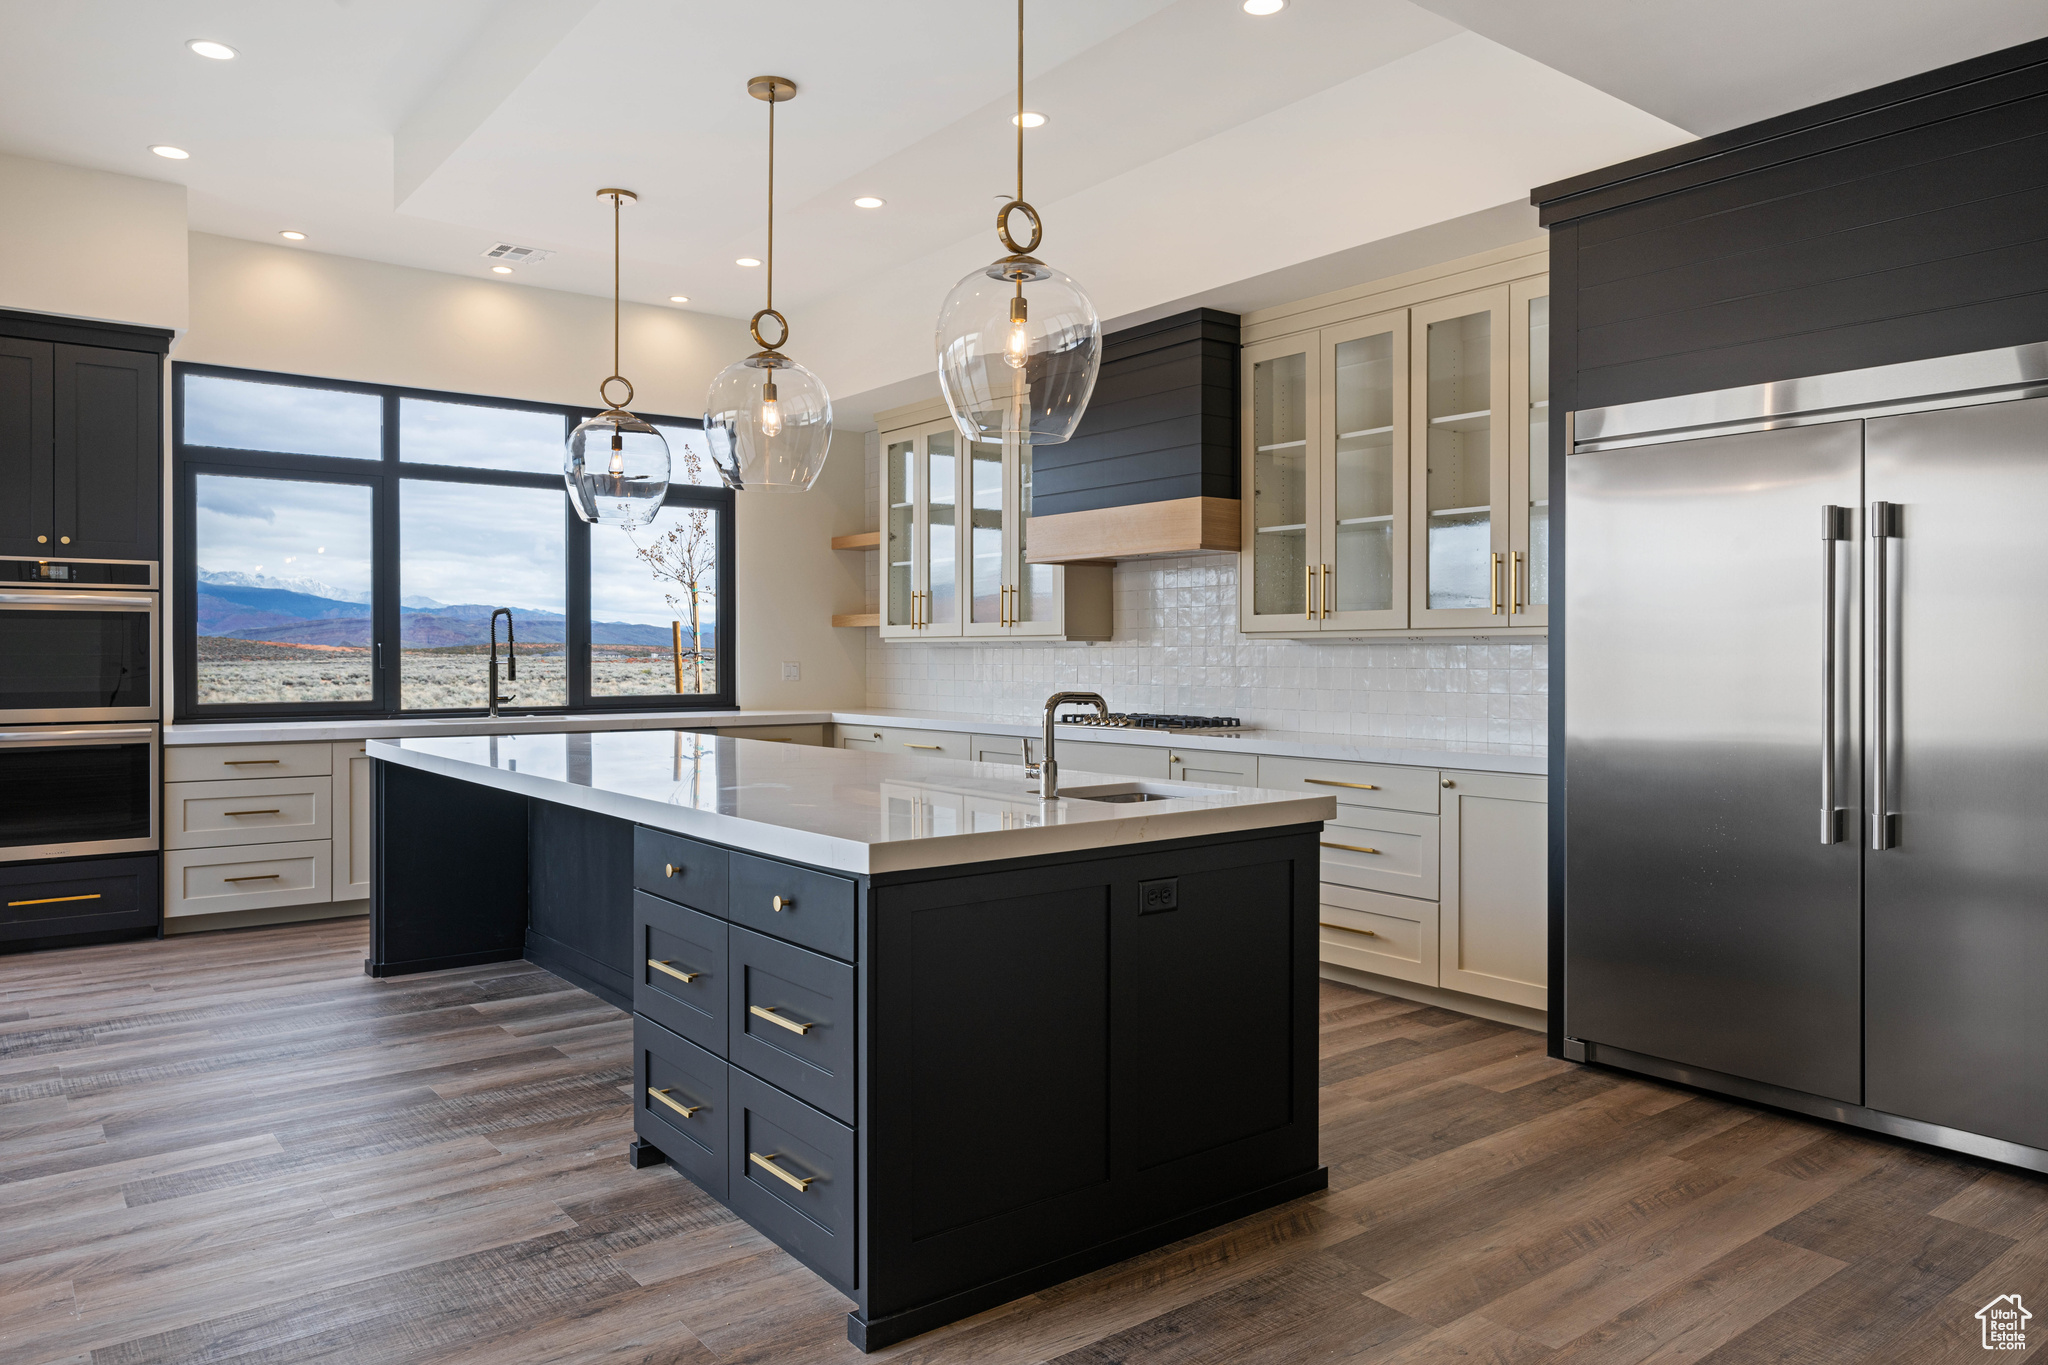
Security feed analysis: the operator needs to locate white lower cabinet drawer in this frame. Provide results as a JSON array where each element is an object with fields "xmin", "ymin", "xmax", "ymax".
[
  {"xmin": 834, "ymin": 725, "xmax": 969, "ymax": 760},
  {"xmin": 1258, "ymin": 755, "xmax": 1441, "ymax": 814},
  {"xmin": 1318, "ymin": 884, "xmax": 1438, "ymax": 987},
  {"xmin": 1060, "ymin": 740, "xmax": 1170, "ymax": 780},
  {"xmin": 165, "ymin": 841, "xmax": 332, "ymax": 917},
  {"xmin": 164, "ymin": 776, "xmax": 332, "ymax": 850},
  {"xmin": 1167, "ymin": 747, "xmax": 1257, "ymax": 786},
  {"xmin": 1319, "ymin": 805, "xmax": 1439, "ymax": 900},
  {"xmin": 164, "ymin": 742, "xmax": 332, "ymax": 783}
]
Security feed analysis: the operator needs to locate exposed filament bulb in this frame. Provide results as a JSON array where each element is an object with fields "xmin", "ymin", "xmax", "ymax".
[
  {"xmin": 607, "ymin": 428, "xmax": 625, "ymax": 477},
  {"xmin": 1003, "ymin": 293, "xmax": 1030, "ymax": 371},
  {"xmin": 758, "ymin": 377, "xmax": 783, "ymax": 438}
]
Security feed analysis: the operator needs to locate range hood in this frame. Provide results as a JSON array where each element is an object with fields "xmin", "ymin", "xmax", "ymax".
[{"xmin": 1026, "ymin": 309, "xmax": 1240, "ymax": 564}]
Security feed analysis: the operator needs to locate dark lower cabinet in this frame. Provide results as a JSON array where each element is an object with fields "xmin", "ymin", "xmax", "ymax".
[
  {"xmin": 625, "ymin": 821, "xmax": 1326, "ymax": 1351},
  {"xmin": 0, "ymin": 853, "xmax": 159, "ymax": 951}
]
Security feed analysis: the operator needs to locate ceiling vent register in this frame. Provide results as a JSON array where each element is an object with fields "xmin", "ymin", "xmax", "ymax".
[{"xmin": 482, "ymin": 243, "xmax": 552, "ymax": 264}]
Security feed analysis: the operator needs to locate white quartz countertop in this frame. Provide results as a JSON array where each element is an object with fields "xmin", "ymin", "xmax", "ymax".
[
  {"xmin": 169, "ymin": 706, "xmax": 1546, "ymax": 775},
  {"xmin": 369, "ymin": 729, "xmax": 1337, "ymax": 876}
]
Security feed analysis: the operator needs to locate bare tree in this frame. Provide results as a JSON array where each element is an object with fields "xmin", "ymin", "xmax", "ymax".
[{"xmin": 627, "ymin": 443, "xmax": 718, "ymax": 693}]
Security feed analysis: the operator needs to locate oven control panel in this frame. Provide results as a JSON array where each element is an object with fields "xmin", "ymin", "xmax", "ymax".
[{"xmin": 0, "ymin": 557, "xmax": 156, "ymax": 587}]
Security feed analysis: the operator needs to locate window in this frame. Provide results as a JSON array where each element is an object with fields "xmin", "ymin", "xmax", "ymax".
[{"xmin": 173, "ymin": 364, "xmax": 736, "ymax": 719}]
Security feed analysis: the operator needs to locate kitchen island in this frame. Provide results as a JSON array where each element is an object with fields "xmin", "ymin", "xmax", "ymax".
[{"xmin": 367, "ymin": 728, "xmax": 1335, "ymax": 1350}]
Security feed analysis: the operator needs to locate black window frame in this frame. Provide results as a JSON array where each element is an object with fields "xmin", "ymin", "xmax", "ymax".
[{"xmin": 172, "ymin": 361, "xmax": 736, "ymax": 721}]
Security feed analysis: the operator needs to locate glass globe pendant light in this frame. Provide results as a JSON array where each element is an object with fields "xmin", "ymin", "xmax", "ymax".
[
  {"xmin": 565, "ymin": 188, "xmax": 670, "ymax": 528},
  {"xmin": 705, "ymin": 76, "xmax": 832, "ymax": 491},
  {"xmin": 934, "ymin": 0, "xmax": 1101, "ymax": 445}
]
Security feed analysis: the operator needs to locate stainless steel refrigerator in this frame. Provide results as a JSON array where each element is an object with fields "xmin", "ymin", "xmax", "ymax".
[{"xmin": 1564, "ymin": 342, "xmax": 2048, "ymax": 1171}]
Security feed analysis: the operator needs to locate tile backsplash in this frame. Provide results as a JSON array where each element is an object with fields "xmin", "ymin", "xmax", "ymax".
[{"xmin": 863, "ymin": 554, "xmax": 1547, "ymax": 747}]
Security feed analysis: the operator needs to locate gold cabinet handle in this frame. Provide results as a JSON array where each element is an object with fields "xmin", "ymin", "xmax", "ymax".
[
  {"xmin": 1321, "ymin": 841, "xmax": 1382, "ymax": 855},
  {"xmin": 1322, "ymin": 563, "xmax": 1332, "ymax": 618},
  {"xmin": 1510, "ymin": 550, "xmax": 1522, "ymax": 613},
  {"xmin": 749, "ymin": 1151, "xmax": 816, "ymax": 1191},
  {"xmin": 903, "ymin": 742, "xmax": 943, "ymax": 750},
  {"xmin": 1305, "ymin": 777, "xmax": 1378, "ymax": 791},
  {"xmin": 223, "ymin": 873, "xmax": 281, "ymax": 883},
  {"xmin": 749, "ymin": 1004, "xmax": 813, "ymax": 1035},
  {"xmin": 1305, "ymin": 564, "xmax": 1315, "ymax": 621},
  {"xmin": 648, "ymin": 1086, "xmax": 702, "ymax": 1118},
  {"xmin": 663, "ymin": 862, "xmax": 680, "ymax": 878},
  {"xmin": 222, "ymin": 758, "xmax": 281, "ymax": 766},
  {"xmin": 770, "ymin": 894, "xmax": 793, "ymax": 912},
  {"xmin": 8, "ymin": 893, "xmax": 101, "ymax": 907},
  {"xmin": 1490, "ymin": 551, "xmax": 1503, "ymax": 614},
  {"xmin": 1442, "ymin": 778, "xmax": 1455, "ymax": 788},
  {"xmin": 647, "ymin": 958, "xmax": 700, "ymax": 984},
  {"xmin": 223, "ymin": 808, "xmax": 281, "ymax": 817},
  {"xmin": 1319, "ymin": 920, "xmax": 1378, "ymax": 938}
]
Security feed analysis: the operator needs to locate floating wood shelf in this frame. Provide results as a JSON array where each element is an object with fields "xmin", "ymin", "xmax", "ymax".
[
  {"xmin": 830, "ymin": 530, "xmax": 881, "ymax": 551},
  {"xmin": 831, "ymin": 612, "xmax": 881, "ymax": 628}
]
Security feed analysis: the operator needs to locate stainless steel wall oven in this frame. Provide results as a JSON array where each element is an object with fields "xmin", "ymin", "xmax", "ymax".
[
  {"xmin": 0, "ymin": 723, "xmax": 159, "ymax": 863},
  {"xmin": 0, "ymin": 556, "xmax": 158, "ymax": 724}
]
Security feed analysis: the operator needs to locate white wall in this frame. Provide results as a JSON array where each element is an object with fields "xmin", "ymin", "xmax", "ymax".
[
  {"xmin": 179, "ymin": 232, "xmax": 868, "ymax": 708},
  {"xmin": 0, "ymin": 152, "xmax": 188, "ymax": 331}
]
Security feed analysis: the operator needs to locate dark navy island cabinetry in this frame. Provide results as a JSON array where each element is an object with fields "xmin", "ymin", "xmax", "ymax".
[{"xmin": 366, "ymin": 731, "xmax": 1331, "ymax": 1351}]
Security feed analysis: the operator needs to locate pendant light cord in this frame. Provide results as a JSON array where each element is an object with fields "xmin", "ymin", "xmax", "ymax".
[
  {"xmin": 611, "ymin": 191, "xmax": 621, "ymax": 381},
  {"xmin": 766, "ymin": 89, "xmax": 776, "ymax": 315},
  {"xmin": 1016, "ymin": 0, "xmax": 1024, "ymax": 205}
]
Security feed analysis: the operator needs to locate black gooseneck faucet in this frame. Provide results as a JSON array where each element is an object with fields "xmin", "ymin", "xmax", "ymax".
[{"xmin": 488, "ymin": 608, "xmax": 517, "ymax": 717}]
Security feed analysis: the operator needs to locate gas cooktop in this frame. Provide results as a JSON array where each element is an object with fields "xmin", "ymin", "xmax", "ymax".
[{"xmin": 1056, "ymin": 712, "xmax": 1246, "ymax": 733}]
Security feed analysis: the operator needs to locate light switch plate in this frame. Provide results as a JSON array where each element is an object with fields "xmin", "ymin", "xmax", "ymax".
[{"xmin": 781, "ymin": 661, "xmax": 800, "ymax": 681}]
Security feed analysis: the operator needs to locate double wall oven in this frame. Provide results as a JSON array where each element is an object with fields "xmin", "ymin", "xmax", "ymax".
[{"xmin": 0, "ymin": 556, "xmax": 159, "ymax": 864}]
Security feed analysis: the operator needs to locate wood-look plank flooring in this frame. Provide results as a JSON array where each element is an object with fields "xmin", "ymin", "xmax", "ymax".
[{"xmin": 2, "ymin": 919, "xmax": 2042, "ymax": 1364}]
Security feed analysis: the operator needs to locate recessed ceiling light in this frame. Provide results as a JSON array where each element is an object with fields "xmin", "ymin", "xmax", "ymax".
[
  {"xmin": 1011, "ymin": 111, "xmax": 1046, "ymax": 128},
  {"xmin": 736, "ymin": 257, "xmax": 762, "ymax": 267},
  {"xmin": 491, "ymin": 265, "xmax": 513, "ymax": 274},
  {"xmin": 1243, "ymin": 0, "xmax": 1285, "ymax": 12},
  {"xmin": 150, "ymin": 145, "xmax": 190, "ymax": 160},
  {"xmin": 853, "ymin": 196, "xmax": 885, "ymax": 209},
  {"xmin": 187, "ymin": 39, "xmax": 238, "ymax": 59},
  {"xmin": 669, "ymin": 295, "xmax": 690, "ymax": 303},
  {"xmin": 278, "ymin": 230, "xmax": 306, "ymax": 241}
]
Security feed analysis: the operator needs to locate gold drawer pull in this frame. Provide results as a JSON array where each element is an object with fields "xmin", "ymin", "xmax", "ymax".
[
  {"xmin": 1305, "ymin": 778, "xmax": 1379, "ymax": 791},
  {"xmin": 1321, "ymin": 841, "xmax": 1382, "ymax": 855},
  {"xmin": 223, "ymin": 873, "xmax": 281, "ymax": 883},
  {"xmin": 771, "ymin": 895, "xmax": 793, "ymax": 912},
  {"xmin": 749, "ymin": 1151, "xmax": 816, "ymax": 1191},
  {"xmin": 648, "ymin": 1087, "xmax": 702, "ymax": 1118},
  {"xmin": 222, "ymin": 758, "xmax": 281, "ymax": 766},
  {"xmin": 903, "ymin": 742, "xmax": 943, "ymax": 750},
  {"xmin": 1320, "ymin": 920, "xmax": 1379, "ymax": 938},
  {"xmin": 663, "ymin": 862, "xmax": 680, "ymax": 878},
  {"xmin": 749, "ymin": 1004, "xmax": 813, "ymax": 1035},
  {"xmin": 224, "ymin": 808, "xmax": 282, "ymax": 817},
  {"xmin": 647, "ymin": 958, "xmax": 701, "ymax": 984},
  {"xmin": 8, "ymin": 893, "xmax": 101, "ymax": 907}
]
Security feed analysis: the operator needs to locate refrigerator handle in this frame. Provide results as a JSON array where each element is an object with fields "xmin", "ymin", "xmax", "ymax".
[
  {"xmin": 1870, "ymin": 500, "xmax": 1899, "ymax": 850},
  {"xmin": 1820, "ymin": 506, "xmax": 1848, "ymax": 843}
]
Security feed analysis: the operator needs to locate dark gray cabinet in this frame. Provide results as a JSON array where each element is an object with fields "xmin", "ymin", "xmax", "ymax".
[{"xmin": 0, "ymin": 337, "xmax": 160, "ymax": 561}]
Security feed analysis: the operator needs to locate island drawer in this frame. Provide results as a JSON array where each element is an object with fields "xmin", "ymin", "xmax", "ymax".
[
  {"xmin": 633, "ymin": 892, "xmax": 728, "ymax": 1055},
  {"xmin": 165, "ymin": 742, "xmax": 332, "ymax": 783},
  {"xmin": 728, "ymin": 852, "xmax": 855, "ymax": 961},
  {"xmin": 1257, "ymin": 755, "xmax": 1440, "ymax": 814},
  {"xmin": 729, "ymin": 926, "xmax": 855, "ymax": 1124},
  {"xmin": 1318, "ymin": 806, "xmax": 1439, "ymax": 900},
  {"xmin": 727, "ymin": 1068, "xmax": 856, "ymax": 1293},
  {"xmin": 633, "ymin": 1016, "xmax": 728, "ymax": 1201},
  {"xmin": 634, "ymin": 827, "xmax": 729, "ymax": 915}
]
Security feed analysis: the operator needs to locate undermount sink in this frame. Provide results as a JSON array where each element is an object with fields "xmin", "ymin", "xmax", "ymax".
[{"xmin": 1058, "ymin": 781, "xmax": 1219, "ymax": 803}]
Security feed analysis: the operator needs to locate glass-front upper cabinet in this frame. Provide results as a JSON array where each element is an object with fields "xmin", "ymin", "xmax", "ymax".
[
  {"xmin": 1410, "ymin": 285, "xmax": 1512, "ymax": 628},
  {"xmin": 1320, "ymin": 311, "xmax": 1408, "ymax": 631},
  {"xmin": 1509, "ymin": 279, "xmax": 1550, "ymax": 625},
  {"xmin": 878, "ymin": 419, "xmax": 961, "ymax": 640},
  {"xmin": 1241, "ymin": 338, "xmax": 1317, "ymax": 629},
  {"xmin": 878, "ymin": 412, "xmax": 1099, "ymax": 640}
]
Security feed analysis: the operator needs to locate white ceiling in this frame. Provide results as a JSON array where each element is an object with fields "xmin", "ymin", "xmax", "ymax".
[{"xmin": 1, "ymin": 0, "xmax": 2042, "ymax": 415}]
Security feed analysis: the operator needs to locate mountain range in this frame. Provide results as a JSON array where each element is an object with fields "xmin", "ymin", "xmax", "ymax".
[{"xmin": 195, "ymin": 573, "xmax": 704, "ymax": 649}]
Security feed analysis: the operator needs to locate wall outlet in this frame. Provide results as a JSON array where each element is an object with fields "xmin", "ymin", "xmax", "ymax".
[
  {"xmin": 1138, "ymin": 878, "xmax": 1178, "ymax": 914},
  {"xmin": 781, "ymin": 660, "xmax": 800, "ymax": 681}
]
